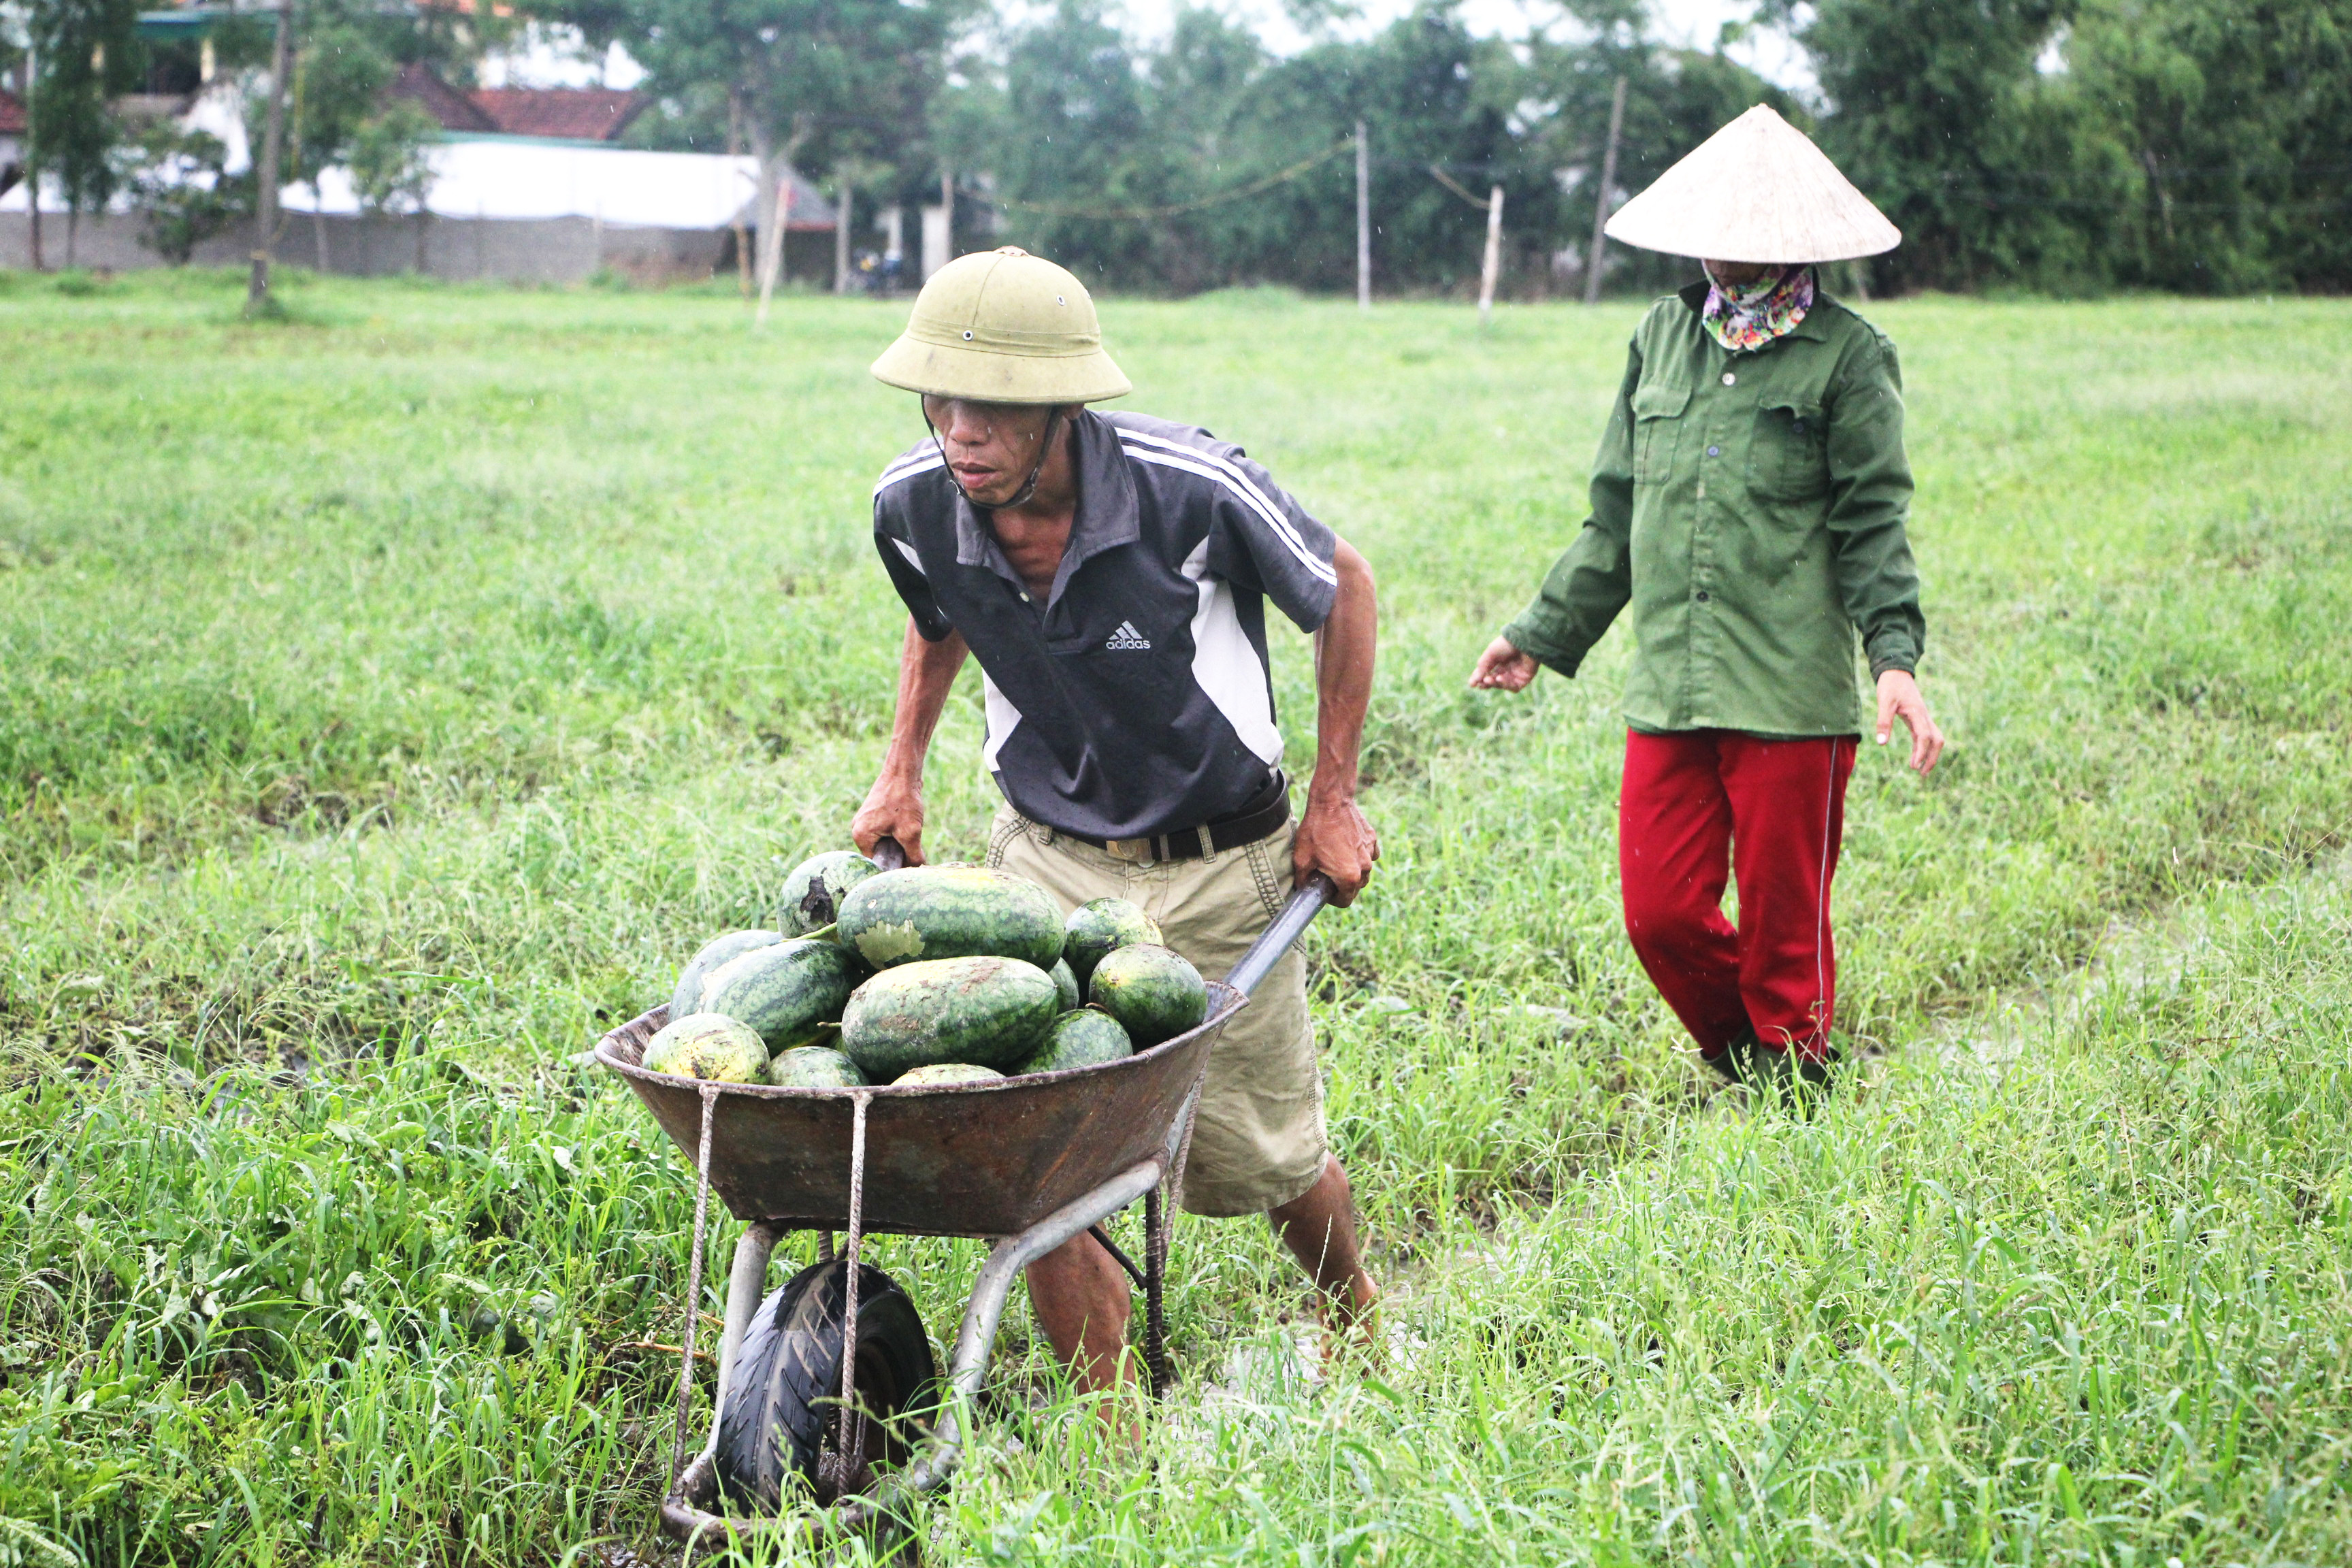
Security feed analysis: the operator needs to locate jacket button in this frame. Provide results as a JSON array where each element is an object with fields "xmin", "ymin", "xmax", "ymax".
[
  {"xmin": 1706, "ymin": 444, "xmax": 1720, "ymax": 458},
  {"xmin": 1695, "ymin": 591, "xmax": 1711, "ymax": 602},
  {"xmin": 1721, "ymin": 372, "xmax": 1737, "ymax": 386}
]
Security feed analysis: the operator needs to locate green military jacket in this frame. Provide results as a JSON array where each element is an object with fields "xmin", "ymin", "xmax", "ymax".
[{"xmin": 1503, "ymin": 280, "xmax": 1925, "ymax": 737}]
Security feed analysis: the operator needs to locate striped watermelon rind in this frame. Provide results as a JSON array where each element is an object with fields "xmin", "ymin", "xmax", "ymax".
[
  {"xmin": 1087, "ymin": 944, "xmax": 1207, "ymax": 1049},
  {"xmin": 1012, "ymin": 1007, "xmax": 1134, "ymax": 1077},
  {"xmin": 702, "ymin": 938, "xmax": 864, "ymax": 1053},
  {"xmin": 835, "ymin": 866, "xmax": 1065, "ymax": 972},
  {"xmin": 776, "ymin": 850, "xmax": 883, "ymax": 937},
  {"xmin": 840, "ymin": 956, "xmax": 1059, "ymax": 1078},
  {"xmin": 1062, "ymin": 898, "xmax": 1162, "ymax": 990},
  {"xmin": 669, "ymin": 928, "xmax": 783, "ymax": 1020},
  {"xmin": 764, "ymin": 1045, "xmax": 868, "ymax": 1089},
  {"xmin": 642, "ymin": 1012, "xmax": 770, "ymax": 1083}
]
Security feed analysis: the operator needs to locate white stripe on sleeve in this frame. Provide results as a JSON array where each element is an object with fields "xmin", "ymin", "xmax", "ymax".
[
  {"xmin": 1119, "ymin": 437, "xmax": 1339, "ymax": 586},
  {"xmin": 873, "ymin": 450, "xmax": 947, "ymax": 496}
]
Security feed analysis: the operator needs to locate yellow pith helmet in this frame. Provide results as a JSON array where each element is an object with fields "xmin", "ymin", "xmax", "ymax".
[{"xmin": 870, "ymin": 247, "xmax": 1130, "ymax": 405}]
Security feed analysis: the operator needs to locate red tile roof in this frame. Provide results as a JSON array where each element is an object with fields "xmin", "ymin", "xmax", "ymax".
[
  {"xmin": 387, "ymin": 62, "xmax": 498, "ymax": 133},
  {"xmin": 0, "ymin": 90, "xmax": 27, "ymax": 137},
  {"xmin": 470, "ymin": 88, "xmax": 644, "ymax": 142}
]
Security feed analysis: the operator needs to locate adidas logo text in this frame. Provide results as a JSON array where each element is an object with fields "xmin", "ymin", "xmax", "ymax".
[{"xmin": 1105, "ymin": 620, "xmax": 1152, "ymax": 651}]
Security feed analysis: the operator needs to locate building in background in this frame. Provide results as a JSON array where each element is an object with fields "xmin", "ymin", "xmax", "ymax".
[
  {"xmin": 0, "ymin": 90, "xmax": 24, "ymax": 199},
  {"xmin": 387, "ymin": 61, "xmax": 646, "ymax": 144},
  {"xmin": 0, "ymin": 56, "xmax": 838, "ymax": 283},
  {"xmin": 284, "ymin": 137, "xmax": 835, "ymax": 284}
]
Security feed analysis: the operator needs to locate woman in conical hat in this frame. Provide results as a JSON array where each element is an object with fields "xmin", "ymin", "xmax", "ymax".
[{"xmin": 1468, "ymin": 105, "xmax": 1944, "ymax": 1098}]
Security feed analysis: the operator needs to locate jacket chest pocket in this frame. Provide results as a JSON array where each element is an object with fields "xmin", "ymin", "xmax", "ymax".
[
  {"xmin": 1631, "ymin": 382, "xmax": 1692, "ymax": 485},
  {"xmin": 1750, "ymin": 399, "xmax": 1829, "ymax": 502}
]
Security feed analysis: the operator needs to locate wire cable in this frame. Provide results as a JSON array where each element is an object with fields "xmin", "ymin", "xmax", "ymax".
[{"xmin": 985, "ymin": 138, "xmax": 1355, "ymax": 221}]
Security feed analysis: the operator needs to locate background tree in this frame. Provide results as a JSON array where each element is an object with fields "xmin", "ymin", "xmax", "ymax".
[
  {"xmin": 1521, "ymin": 2, "xmax": 1798, "ymax": 297},
  {"xmin": 117, "ymin": 123, "xmax": 246, "ymax": 263},
  {"xmin": 1763, "ymin": 0, "xmax": 2082, "ymax": 292},
  {"xmin": 2061, "ymin": 0, "xmax": 2352, "ymax": 293},
  {"xmin": 290, "ymin": 5, "xmax": 401, "ymax": 270},
  {"xmin": 348, "ymin": 95, "xmax": 436, "ymax": 270},
  {"xmin": 27, "ymin": 0, "xmax": 138, "ymax": 265},
  {"xmin": 961, "ymin": 0, "xmax": 1781, "ymax": 297},
  {"xmin": 543, "ymin": 0, "xmax": 978, "ymax": 293}
]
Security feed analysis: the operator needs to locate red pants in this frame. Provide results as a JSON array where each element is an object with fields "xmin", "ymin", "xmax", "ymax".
[{"xmin": 1619, "ymin": 730, "xmax": 1855, "ymax": 1062}]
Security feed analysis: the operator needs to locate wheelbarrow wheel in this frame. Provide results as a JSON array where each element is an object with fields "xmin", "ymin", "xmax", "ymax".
[{"xmin": 715, "ymin": 1256, "xmax": 938, "ymax": 1511}]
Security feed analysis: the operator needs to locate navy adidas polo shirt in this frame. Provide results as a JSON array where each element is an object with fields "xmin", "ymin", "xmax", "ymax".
[{"xmin": 872, "ymin": 409, "xmax": 1339, "ymax": 843}]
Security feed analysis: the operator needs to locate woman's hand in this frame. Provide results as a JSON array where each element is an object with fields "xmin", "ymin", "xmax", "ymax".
[
  {"xmin": 1874, "ymin": 670, "xmax": 1945, "ymax": 776},
  {"xmin": 1469, "ymin": 636, "xmax": 1541, "ymax": 691}
]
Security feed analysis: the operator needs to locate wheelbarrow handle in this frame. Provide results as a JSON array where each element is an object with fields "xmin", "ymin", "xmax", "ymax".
[{"xmin": 1225, "ymin": 874, "xmax": 1334, "ymax": 998}]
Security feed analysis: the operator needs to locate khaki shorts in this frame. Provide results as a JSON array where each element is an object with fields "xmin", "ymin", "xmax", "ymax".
[{"xmin": 986, "ymin": 804, "xmax": 1328, "ymax": 1218}]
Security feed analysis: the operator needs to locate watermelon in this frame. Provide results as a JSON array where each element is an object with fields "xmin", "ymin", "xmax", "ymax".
[
  {"xmin": 776, "ymin": 849, "xmax": 883, "ymax": 937},
  {"xmin": 892, "ymin": 1062, "xmax": 1004, "ymax": 1088},
  {"xmin": 840, "ymin": 956, "xmax": 1059, "ymax": 1078},
  {"xmin": 669, "ymin": 929, "xmax": 783, "ymax": 1019},
  {"xmin": 1050, "ymin": 958, "xmax": 1081, "ymax": 1013},
  {"xmin": 702, "ymin": 939, "xmax": 862, "ymax": 1054},
  {"xmin": 765, "ymin": 1046, "xmax": 868, "ymax": 1089},
  {"xmin": 642, "ymin": 1012, "xmax": 769, "ymax": 1083},
  {"xmin": 1088, "ymin": 944, "xmax": 1209, "ymax": 1049},
  {"xmin": 1061, "ymin": 898, "xmax": 1162, "ymax": 990},
  {"xmin": 835, "ymin": 866, "xmax": 1064, "ymax": 972},
  {"xmin": 1012, "ymin": 1008, "xmax": 1133, "ymax": 1077}
]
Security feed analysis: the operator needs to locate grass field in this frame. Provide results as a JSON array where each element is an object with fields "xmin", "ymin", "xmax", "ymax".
[{"xmin": 2, "ymin": 265, "xmax": 2349, "ymax": 1566}]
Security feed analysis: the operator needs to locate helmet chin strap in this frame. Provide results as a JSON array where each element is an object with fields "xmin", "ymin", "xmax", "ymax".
[{"xmin": 928, "ymin": 408, "xmax": 1064, "ymax": 513}]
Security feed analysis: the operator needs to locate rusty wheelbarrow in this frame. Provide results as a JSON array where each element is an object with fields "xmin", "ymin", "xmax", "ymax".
[{"xmin": 594, "ymin": 854, "xmax": 1332, "ymax": 1552}]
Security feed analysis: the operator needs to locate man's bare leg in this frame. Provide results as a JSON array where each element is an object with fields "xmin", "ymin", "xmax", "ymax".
[
  {"xmin": 1024, "ymin": 1232, "xmax": 1134, "ymax": 1405},
  {"xmin": 1027, "ymin": 1158, "xmax": 1374, "ymax": 1407},
  {"xmin": 1269, "ymin": 1155, "xmax": 1379, "ymax": 1328}
]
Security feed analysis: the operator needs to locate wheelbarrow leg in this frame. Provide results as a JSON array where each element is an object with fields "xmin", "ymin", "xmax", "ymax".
[
  {"xmin": 665, "ymin": 1219, "xmax": 786, "ymax": 1552},
  {"xmin": 843, "ymin": 1158, "xmax": 1165, "ymax": 1524},
  {"xmin": 706, "ymin": 1220, "xmax": 785, "ymax": 1459}
]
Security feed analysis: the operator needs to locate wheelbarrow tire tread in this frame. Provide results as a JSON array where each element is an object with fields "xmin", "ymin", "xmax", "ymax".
[{"xmin": 715, "ymin": 1256, "xmax": 937, "ymax": 1512}]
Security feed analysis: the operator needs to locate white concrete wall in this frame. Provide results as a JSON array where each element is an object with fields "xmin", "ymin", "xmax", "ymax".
[
  {"xmin": 921, "ymin": 203, "xmax": 950, "ymax": 281},
  {"xmin": 0, "ymin": 210, "xmax": 728, "ymax": 283}
]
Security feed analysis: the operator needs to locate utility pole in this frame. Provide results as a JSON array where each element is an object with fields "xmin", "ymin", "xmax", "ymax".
[
  {"xmin": 1584, "ymin": 74, "xmax": 1627, "ymax": 306},
  {"xmin": 1477, "ymin": 184, "xmax": 1504, "ymax": 327},
  {"xmin": 22, "ymin": 25, "xmax": 39, "ymax": 271},
  {"xmin": 755, "ymin": 170, "xmax": 792, "ymax": 326},
  {"xmin": 728, "ymin": 88, "xmax": 751, "ymax": 297},
  {"xmin": 14, "ymin": 16, "xmax": 40, "ymax": 270},
  {"xmin": 939, "ymin": 168, "xmax": 953, "ymax": 264},
  {"xmin": 833, "ymin": 177, "xmax": 851, "ymax": 293},
  {"xmin": 246, "ymin": 2, "xmax": 291, "ymax": 315},
  {"xmin": 1354, "ymin": 120, "xmax": 1370, "ymax": 311}
]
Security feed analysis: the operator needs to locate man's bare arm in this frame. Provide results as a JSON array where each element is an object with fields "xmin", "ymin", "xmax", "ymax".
[
  {"xmin": 851, "ymin": 618, "xmax": 969, "ymax": 865},
  {"xmin": 1293, "ymin": 538, "xmax": 1380, "ymax": 905}
]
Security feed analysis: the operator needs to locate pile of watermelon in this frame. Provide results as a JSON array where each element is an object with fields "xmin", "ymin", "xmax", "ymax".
[{"xmin": 640, "ymin": 849, "xmax": 1209, "ymax": 1090}]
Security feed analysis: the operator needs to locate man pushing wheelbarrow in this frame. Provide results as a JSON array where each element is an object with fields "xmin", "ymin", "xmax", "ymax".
[{"xmin": 851, "ymin": 246, "xmax": 1383, "ymax": 1403}]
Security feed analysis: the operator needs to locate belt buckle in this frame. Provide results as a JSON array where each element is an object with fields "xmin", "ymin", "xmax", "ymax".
[{"xmin": 1104, "ymin": 836, "xmax": 1151, "ymax": 864}]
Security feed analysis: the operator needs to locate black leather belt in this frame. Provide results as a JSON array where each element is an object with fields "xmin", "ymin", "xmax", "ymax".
[{"xmin": 1064, "ymin": 775, "xmax": 1291, "ymax": 863}]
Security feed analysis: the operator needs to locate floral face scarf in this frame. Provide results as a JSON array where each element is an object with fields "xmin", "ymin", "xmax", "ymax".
[{"xmin": 1701, "ymin": 263, "xmax": 1815, "ymax": 353}]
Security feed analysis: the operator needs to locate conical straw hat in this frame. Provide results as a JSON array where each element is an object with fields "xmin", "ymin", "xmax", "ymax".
[{"xmin": 1603, "ymin": 104, "xmax": 1901, "ymax": 263}]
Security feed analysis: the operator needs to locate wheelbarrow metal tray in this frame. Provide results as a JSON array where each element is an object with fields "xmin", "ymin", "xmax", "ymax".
[{"xmin": 596, "ymin": 981, "xmax": 1241, "ymax": 1237}]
